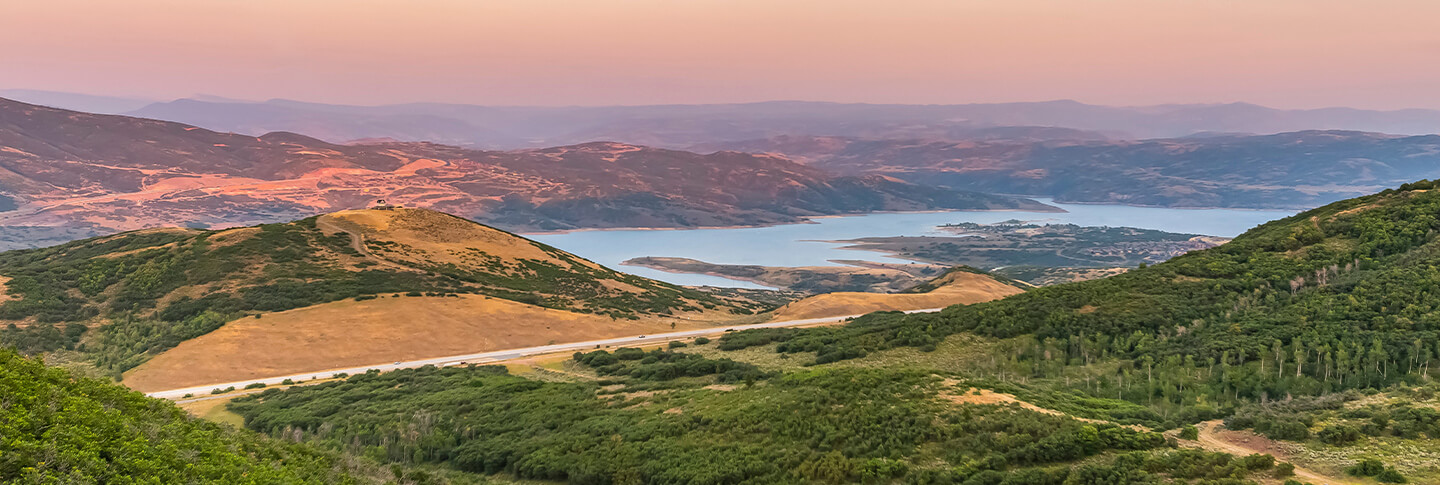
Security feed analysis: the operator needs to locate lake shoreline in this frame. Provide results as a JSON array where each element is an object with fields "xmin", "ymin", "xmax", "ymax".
[
  {"xmin": 619, "ymin": 258, "xmax": 786, "ymax": 290},
  {"xmin": 1041, "ymin": 198, "xmax": 1316, "ymax": 212},
  {"xmin": 520, "ymin": 200, "xmax": 1312, "ymax": 236},
  {"xmin": 529, "ymin": 201, "xmax": 1295, "ymax": 288},
  {"xmin": 519, "ymin": 207, "xmax": 1066, "ymax": 235}
]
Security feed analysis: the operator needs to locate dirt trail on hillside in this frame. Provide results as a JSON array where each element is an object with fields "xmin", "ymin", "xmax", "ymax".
[
  {"xmin": 1187, "ymin": 420, "xmax": 1356, "ymax": 485},
  {"xmin": 939, "ymin": 387, "xmax": 1352, "ymax": 484},
  {"xmin": 314, "ymin": 216, "xmax": 416, "ymax": 272},
  {"xmin": 939, "ymin": 383, "xmax": 1147, "ymax": 432}
]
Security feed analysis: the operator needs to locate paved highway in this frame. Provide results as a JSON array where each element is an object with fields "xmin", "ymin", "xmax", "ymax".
[{"xmin": 146, "ymin": 307, "xmax": 947, "ymax": 399}]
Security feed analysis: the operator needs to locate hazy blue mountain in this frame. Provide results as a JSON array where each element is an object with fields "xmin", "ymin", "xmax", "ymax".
[
  {"xmin": 128, "ymin": 98, "xmax": 1440, "ymax": 149},
  {"xmin": 710, "ymin": 131, "xmax": 1440, "ymax": 209},
  {"xmin": 0, "ymin": 89, "xmax": 157, "ymax": 114}
]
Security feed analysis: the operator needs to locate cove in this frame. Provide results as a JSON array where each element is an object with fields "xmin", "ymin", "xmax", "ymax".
[{"xmin": 526, "ymin": 199, "xmax": 1296, "ymax": 288}]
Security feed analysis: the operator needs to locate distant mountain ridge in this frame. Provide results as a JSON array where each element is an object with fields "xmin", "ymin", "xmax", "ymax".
[
  {"xmin": 709, "ymin": 131, "xmax": 1440, "ymax": 209},
  {"xmin": 0, "ymin": 97, "xmax": 1051, "ymax": 249},
  {"xmin": 116, "ymin": 97, "xmax": 1440, "ymax": 149},
  {"xmin": 0, "ymin": 89, "xmax": 157, "ymax": 114}
]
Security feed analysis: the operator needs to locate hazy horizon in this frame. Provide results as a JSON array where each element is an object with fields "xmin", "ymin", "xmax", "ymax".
[
  {"xmin": 10, "ymin": 89, "xmax": 1440, "ymax": 114},
  {"xmin": 7, "ymin": 1, "xmax": 1440, "ymax": 110}
]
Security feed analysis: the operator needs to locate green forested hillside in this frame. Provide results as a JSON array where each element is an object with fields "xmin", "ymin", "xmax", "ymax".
[
  {"xmin": 231, "ymin": 362, "xmax": 1292, "ymax": 485},
  {"xmin": 0, "ymin": 349, "xmax": 360, "ymax": 484},
  {"xmin": 719, "ymin": 183, "xmax": 1440, "ymax": 410}
]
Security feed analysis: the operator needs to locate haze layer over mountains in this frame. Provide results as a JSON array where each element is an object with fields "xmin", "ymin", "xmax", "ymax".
[{"xmin": 123, "ymin": 97, "xmax": 1440, "ymax": 149}]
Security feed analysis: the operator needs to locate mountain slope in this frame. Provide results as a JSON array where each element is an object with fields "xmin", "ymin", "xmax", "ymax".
[
  {"xmin": 0, "ymin": 97, "xmax": 1053, "ymax": 247},
  {"xmin": 718, "ymin": 132, "xmax": 1440, "ymax": 208},
  {"xmin": 0, "ymin": 349, "xmax": 361, "ymax": 483},
  {"xmin": 0, "ymin": 208, "xmax": 766, "ymax": 375}
]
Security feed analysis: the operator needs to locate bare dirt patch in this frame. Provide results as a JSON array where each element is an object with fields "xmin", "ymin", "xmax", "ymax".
[
  {"xmin": 938, "ymin": 377, "xmax": 1152, "ymax": 431},
  {"xmin": 1185, "ymin": 420, "xmax": 1359, "ymax": 485},
  {"xmin": 938, "ymin": 383, "xmax": 1139, "ymax": 430}
]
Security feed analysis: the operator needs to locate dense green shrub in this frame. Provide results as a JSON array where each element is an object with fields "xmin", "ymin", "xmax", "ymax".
[
  {"xmin": 1318, "ymin": 424, "xmax": 1362, "ymax": 445},
  {"xmin": 229, "ymin": 365, "xmax": 1186, "ymax": 484},
  {"xmin": 573, "ymin": 348, "xmax": 770, "ymax": 382},
  {"xmin": 1347, "ymin": 458, "xmax": 1385, "ymax": 476},
  {"xmin": 1378, "ymin": 467, "xmax": 1409, "ymax": 483},
  {"xmin": 0, "ymin": 349, "xmax": 357, "ymax": 483}
]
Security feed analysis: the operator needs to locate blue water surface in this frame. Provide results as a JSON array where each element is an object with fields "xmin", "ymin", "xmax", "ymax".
[{"xmin": 526, "ymin": 199, "xmax": 1296, "ymax": 288}]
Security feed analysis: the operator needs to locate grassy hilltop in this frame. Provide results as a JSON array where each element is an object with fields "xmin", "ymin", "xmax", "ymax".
[{"xmin": 0, "ymin": 208, "xmax": 765, "ymax": 375}]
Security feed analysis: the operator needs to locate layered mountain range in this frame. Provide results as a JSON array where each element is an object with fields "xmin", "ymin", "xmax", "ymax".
[
  {"xmin": 117, "ymin": 97, "xmax": 1440, "ymax": 149},
  {"xmin": 23, "ymin": 93, "xmax": 1440, "ymax": 211},
  {"xmin": 0, "ymin": 97, "xmax": 1053, "ymax": 249},
  {"xmin": 709, "ymin": 132, "xmax": 1440, "ymax": 208}
]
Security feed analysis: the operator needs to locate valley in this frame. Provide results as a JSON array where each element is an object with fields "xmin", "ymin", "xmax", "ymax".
[
  {"xmin": 15, "ymin": 2, "xmax": 1440, "ymax": 484},
  {"xmin": 5, "ymin": 150, "xmax": 1432, "ymax": 485},
  {"xmin": 0, "ymin": 141, "xmax": 1355, "ymax": 484}
]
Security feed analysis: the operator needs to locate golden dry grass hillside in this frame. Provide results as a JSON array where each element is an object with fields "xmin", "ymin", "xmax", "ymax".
[
  {"xmin": 314, "ymin": 208, "xmax": 770, "ymax": 320},
  {"xmin": 105, "ymin": 208, "xmax": 788, "ymax": 391},
  {"xmin": 320, "ymin": 208, "xmax": 602, "ymax": 273},
  {"xmin": 123, "ymin": 293, "xmax": 725, "ymax": 392},
  {"xmin": 0, "ymin": 206, "xmax": 784, "ymax": 382},
  {"xmin": 768, "ymin": 269, "xmax": 1025, "ymax": 321}
]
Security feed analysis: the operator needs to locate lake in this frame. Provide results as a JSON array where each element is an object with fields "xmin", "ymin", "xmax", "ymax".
[{"xmin": 526, "ymin": 199, "xmax": 1296, "ymax": 288}]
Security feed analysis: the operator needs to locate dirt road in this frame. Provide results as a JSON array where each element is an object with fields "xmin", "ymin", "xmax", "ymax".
[
  {"xmin": 144, "ymin": 306, "xmax": 946, "ymax": 399},
  {"xmin": 1189, "ymin": 420, "xmax": 1356, "ymax": 485}
]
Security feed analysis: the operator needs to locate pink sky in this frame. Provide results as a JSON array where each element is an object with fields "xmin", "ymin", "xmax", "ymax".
[{"xmin": 5, "ymin": 0, "xmax": 1440, "ymax": 109}]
